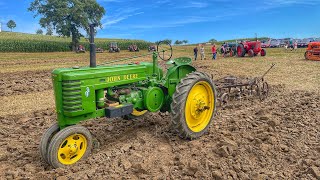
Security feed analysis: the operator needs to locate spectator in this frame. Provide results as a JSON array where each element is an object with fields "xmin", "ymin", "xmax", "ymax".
[
  {"xmin": 193, "ymin": 46, "xmax": 198, "ymax": 60},
  {"xmin": 200, "ymin": 45, "xmax": 205, "ymax": 60},
  {"xmin": 212, "ymin": 44, "xmax": 217, "ymax": 60},
  {"xmin": 294, "ymin": 41, "xmax": 298, "ymax": 50}
]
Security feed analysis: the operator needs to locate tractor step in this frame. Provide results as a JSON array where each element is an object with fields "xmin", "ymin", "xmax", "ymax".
[{"xmin": 105, "ymin": 104, "xmax": 133, "ymax": 118}]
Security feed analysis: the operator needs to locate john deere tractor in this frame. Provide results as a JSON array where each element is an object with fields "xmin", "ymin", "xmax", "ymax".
[{"xmin": 40, "ymin": 24, "xmax": 217, "ymax": 168}]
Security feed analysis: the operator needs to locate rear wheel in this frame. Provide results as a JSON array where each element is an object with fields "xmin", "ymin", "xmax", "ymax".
[
  {"xmin": 261, "ymin": 49, "xmax": 267, "ymax": 56},
  {"xmin": 237, "ymin": 44, "xmax": 246, "ymax": 57},
  {"xmin": 171, "ymin": 72, "xmax": 216, "ymax": 139},
  {"xmin": 47, "ymin": 125, "xmax": 92, "ymax": 168}
]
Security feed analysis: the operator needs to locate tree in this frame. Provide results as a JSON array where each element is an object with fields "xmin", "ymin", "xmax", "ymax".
[
  {"xmin": 28, "ymin": 0, "xmax": 105, "ymax": 51},
  {"xmin": 209, "ymin": 38, "xmax": 217, "ymax": 44},
  {"xmin": 174, "ymin": 40, "xmax": 182, "ymax": 45},
  {"xmin": 7, "ymin": 20, "xmax": 16, "ymax": 32},
  {"xmin": 182, "ymin": 40, "xmax": 188, "ymax": 44},
  {"xmin": 36, "ymin": 29, "xmax": 43, "ymax": 34},
  {"xmin": 46, "ymin": 26, "xmax": 53, "ymax": 35}
]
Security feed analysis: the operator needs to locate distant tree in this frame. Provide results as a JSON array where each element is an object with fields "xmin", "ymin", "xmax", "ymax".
[
  {"xmin": 182, "ymin": 40, "xmax": 188, "ymax": 44},
  {"xmin": 36, "ymin": 29, "xmax": 43, "ymax": 34},
  {"xmin": 209, "ymin": 38, "xmax": 217, "ymax": 44},
  {"xmin": 28, "ymin": 0, "xmax": 105, "ymax": 51},
  {"xmin": 7, "ymin": 20, "xmax": 16, "ymax": 32},
  {"xmin": 46, "ymin": 26, "xmax": 53, "ymax": 35},
  {"xmin": 162, "ymin": 39, "xmax": 172, "ymax": 44},
  {"xmin": 174, "ymin": 40, "xmax": 182, "ymax": 45}
]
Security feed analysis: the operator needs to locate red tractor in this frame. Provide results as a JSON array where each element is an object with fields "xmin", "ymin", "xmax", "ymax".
[{"xmin": 237, "ymin": 41, "xmax": 266, "ymax": 57}]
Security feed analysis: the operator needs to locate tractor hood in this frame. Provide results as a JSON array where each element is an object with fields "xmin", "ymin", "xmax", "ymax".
[{"xmin": 52, "ymin": 62, "xmax": 159, "ymax": 83}]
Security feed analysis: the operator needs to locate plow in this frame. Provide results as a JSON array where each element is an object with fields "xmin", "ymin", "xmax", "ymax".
[
  {"xmin": 214, "ymin": 64, "xmax": 275, "ymax": 107},
  {"xmin": 40, "ymin": 24, "xmax": 274, "ymax": 168}
]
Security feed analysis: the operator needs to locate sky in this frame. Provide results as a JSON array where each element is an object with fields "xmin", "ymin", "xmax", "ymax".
[{"xmin": 0, "ymin": 0, "xmax": 319, "ymax": 43}]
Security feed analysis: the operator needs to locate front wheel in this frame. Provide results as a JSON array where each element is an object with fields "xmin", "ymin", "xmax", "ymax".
[
  {"xmin": 47, "ymin": 125, "xmax": 93, "ymax": 168},
  {"xmin": 248, "ymin": 49, "xmax": 254, "ymax": 57},
  {"xmin": 171, "ymin": 72, "xmax": 217, "ymax": 139},
  {"xmin": 261, "ymin": 49, "xmax": 266, "ymax": 56},
  {"xmin": 39, "ymin": 123, "xmax": 60, "ymax": 163}
]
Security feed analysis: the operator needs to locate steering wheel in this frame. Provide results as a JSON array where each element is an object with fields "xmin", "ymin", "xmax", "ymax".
[{"xmin": 157, "ymin": 41, "xmax": 173, "ymax": 61}]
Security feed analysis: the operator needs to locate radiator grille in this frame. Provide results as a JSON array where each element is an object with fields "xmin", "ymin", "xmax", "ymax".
[{"xmin": 62, "ymin": 80, "xmax": 82, "ymax": 113}]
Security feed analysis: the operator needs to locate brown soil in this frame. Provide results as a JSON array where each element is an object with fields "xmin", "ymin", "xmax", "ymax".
[
  {"xmin": 0, "ymin": 86, "xmax": 319, "ymax": 179},
  {"xmin": 0, "ymin": 70, "xmax": 52, "ymax": 96}
]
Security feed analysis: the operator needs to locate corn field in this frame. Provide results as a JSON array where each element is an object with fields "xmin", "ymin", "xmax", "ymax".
[{"xmin": 0, "ymin": 32, "xmax": 151, "ymax": 52}]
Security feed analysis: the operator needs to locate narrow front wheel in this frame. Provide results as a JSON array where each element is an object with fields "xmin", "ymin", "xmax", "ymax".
[{"xmin": 47, "ymin": 125, "xmax": 92, "ymax": 168}]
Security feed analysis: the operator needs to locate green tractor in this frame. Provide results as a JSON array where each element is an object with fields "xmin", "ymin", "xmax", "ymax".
[{"xmin": 41, "ymin": 24, "xmax": 217, "ymax": 168}]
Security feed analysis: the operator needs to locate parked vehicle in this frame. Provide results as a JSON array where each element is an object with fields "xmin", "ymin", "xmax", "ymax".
[
  {"xmin": 269, "ymin": 39, "xmax": 281, "ymax": 48},
  {"xmin": 261, "ymin": 39, "xmax": 271, "ymax": 48},
  {"xmin": 298, "ymin": 38, "xmax": 314, "ymax": 48}
]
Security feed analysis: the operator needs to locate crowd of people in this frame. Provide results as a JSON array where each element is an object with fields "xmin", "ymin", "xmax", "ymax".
[{"xmin": 193, "ymin": 44, "xmax": 217, "ymax": 61}]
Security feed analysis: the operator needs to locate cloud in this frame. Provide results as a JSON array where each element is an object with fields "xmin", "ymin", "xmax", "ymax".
[
  {"xmin": 102, "ymin": 7, "xmax": 144, "ymax": 27},
  {"xmin": 179, "ymin": 1, "xmax": 208, "ymax": 8},
  {"xmin": 266, "ymin": 0, "xmax": 319, "ymax": 5}
]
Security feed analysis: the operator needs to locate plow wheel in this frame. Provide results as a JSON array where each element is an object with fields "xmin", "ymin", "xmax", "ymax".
[
  {"xmin": 237, "ymin": 44, "xmax": 246, "ymax": 57},
  {"xmin": 259, "ymin": 82, "xmax": 269, "ymax": 101},
  {"xmin": 171, "ymin": 72, "xmax": 217, "ymax": 139},
  {"xmin": 248, "ymin": 49, "xmax": 254, "ymax": 57},
  {"xmin": 219, "ymin": 93, "xmax": 229, "ymax": 107},
  {"xmin": 47, "ymin": 125, "xmax": 92, "ymax": 168},
  {"xmin": 40, "ymin": 123, "xmax": 60, "ymax": 163}
]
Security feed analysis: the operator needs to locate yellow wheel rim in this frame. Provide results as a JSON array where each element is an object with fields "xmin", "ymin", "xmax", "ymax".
[
  {"xmin": 131, "ymin": 109, "xmax": 147, "ymax": 116},
  {"xmin": 57, "ymin": 134, "xmax": 87, "ymax": 165},
  {"xmin": 185, "ymin": 81, "xmax": 214, "ymax": 132}
]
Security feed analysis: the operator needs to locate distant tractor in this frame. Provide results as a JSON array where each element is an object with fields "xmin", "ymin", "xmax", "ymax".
[
  {"xmin": 237, "ymin": 41, "xmax": 266, "ymax": 57},
  {"xmin": 109, "ymin": 42, "xmax": 120, "ymax": 53},
  {"xmin": 96, "ymin": 47, "xmax": 104, "ymax": 53},
  {"xmin": 128, "ymin": 44, "xmax": 139, "ymax": 52},
  {"xmin": 304, "ymin": 42, "xmax": 320, "ymax": 61},
  {"xmin": 220, "ymin": 43, "xmax": 238, "ymax": 57},
  {"xmin": 148, "ymin": 45, "xmax": 156, "ymax": 52},
  {"xmin": 76, "ymin": 45, "xmax": 86, "ymax": 53}
]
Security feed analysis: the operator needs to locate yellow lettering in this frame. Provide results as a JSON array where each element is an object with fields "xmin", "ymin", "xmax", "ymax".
[{"xmin": 106, "ymin": 74, "xmax": 138, "ymax": 82}]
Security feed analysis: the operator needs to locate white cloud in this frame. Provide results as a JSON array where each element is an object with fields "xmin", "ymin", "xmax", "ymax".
[{"xmin": 180, "ymin": 1, "xmax": 208, "ymax": 8}]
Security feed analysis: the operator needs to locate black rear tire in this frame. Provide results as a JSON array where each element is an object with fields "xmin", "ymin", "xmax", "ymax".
[
  {"xmin": 237, "ymin": 44, "xmax": 246, "ymax": 57},
  {"xmin": 171, "ymin": 72, "xmax": 217, "ymax": 139}
]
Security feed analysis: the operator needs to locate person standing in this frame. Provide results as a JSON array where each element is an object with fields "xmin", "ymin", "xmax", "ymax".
[
  {"xmin": 200, "ymin": 45, "xmax": 205, "ymax": 60},
  {"xmin": 294, "ymin": 41, "xmax": 298, "ymax": 50},
  {"xmin": 193, "ymin": 46, "xmax": 198, "ymax": 60},
  {"xmin": 211, "ymin": 44, "xmax": 217, "ymax": 60}
]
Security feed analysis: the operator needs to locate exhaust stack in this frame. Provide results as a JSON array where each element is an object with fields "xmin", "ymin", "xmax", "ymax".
[{"xmin": 89, "ymin": 23, "xmax": 97, "ymax": 68}]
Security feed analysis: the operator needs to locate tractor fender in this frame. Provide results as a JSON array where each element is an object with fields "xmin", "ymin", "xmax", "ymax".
[{"xmin": 164, "ymin": 64, "xmax": 196, "ymax": 97}]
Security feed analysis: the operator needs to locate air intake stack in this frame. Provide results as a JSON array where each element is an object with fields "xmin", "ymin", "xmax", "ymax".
[{"xmin": 89, "ymin": 23, "xmax": 97, "ymax": 68}]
